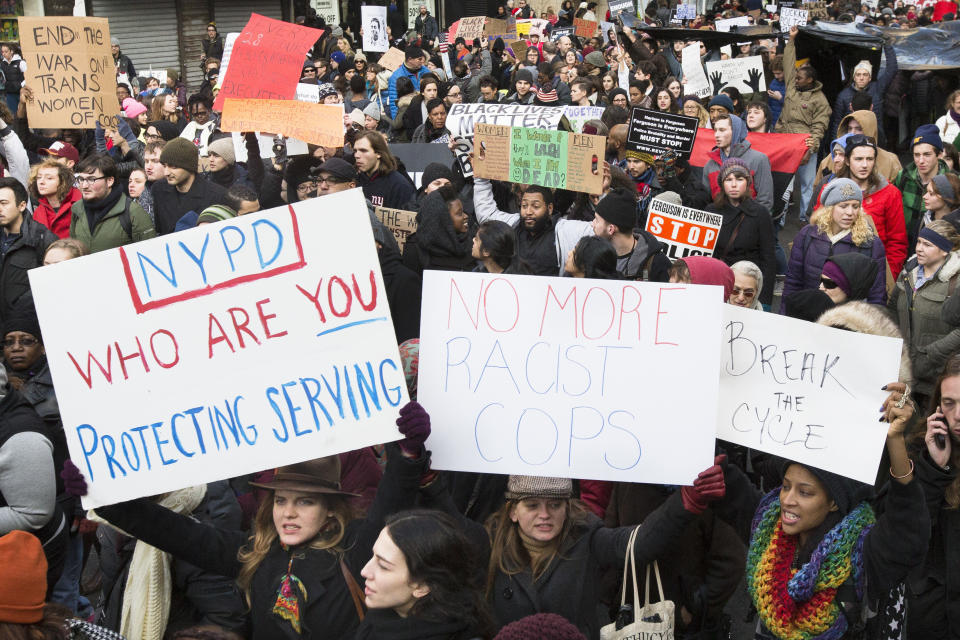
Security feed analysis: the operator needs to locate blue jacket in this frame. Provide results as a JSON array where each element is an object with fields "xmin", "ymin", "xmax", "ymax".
[
  {"xmin": 388, "ymin": 64, "xmax": 429, "ymax": 119},
  {"xmin": 768, "ymin": 77, "xmax": 785, "ymax": 125}
]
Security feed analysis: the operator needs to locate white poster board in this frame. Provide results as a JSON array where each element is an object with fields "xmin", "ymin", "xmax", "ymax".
[
  {"xmin": 30, "ymin": 190, "xmax": 408, "ymax": 508},
  {"xmin": 681, "ymin": 42, "xmax": 711, "ymax": 99},
  {"xmin": 311, "ymin": 0, "xmax": 341, "ymax": 29},
  {"xmin": 646, "ymin": 198, "xmax": 723, "ymax": 260},
  {"xmin": 218, "ymin": 33, "xmax": 240, "ymax": 79},
  {"xmin": 420, "ymin": 272, "xmax": 722, "ymax": 484},
  {"xmin": 563, "ymin": 105, "xmax": 606, "ymax": 133},
  {"xmin": 362, "ymin": 5, "xmax": 389, "ymax": 52},
  {"xmin": 706, "ymin": 55, "xmax": 766, "ymax": 94},
  {"xmin": 779, "ymin": 7, "xmax": 808, "ymax": 31},
  {"xmin": 716, "ymin": 305, "xmax": 902, "ymax": 484},
  {"xmin": 714, "ymin": 16, "xmax": 752, "ymax": 30}
]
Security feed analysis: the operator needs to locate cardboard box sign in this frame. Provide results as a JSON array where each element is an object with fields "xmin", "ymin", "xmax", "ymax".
[
  {"xmin": 484, "ymin": 17, "xmax": 517, "ymax": 42},
  {"xmin": 645, "ymin": 198, "xmax": 723, "ymax": 260},
  {"xmin": 574, "ymin": 17, "xmax": 598, "ymax": 37},
  {"xmin": 456, "ymin": 16, "xmax": 487, "ymax": 40},
  {"xmin": 627, "ymin": 108, "xmax": 700, "ymax": 159},
  {"xmin": 374, "ymin": 207, "xmax": 418, "ymax": 251},
  {"xmin": 472, "ymin": 123, "xmax": 606, "ymax": 194}
]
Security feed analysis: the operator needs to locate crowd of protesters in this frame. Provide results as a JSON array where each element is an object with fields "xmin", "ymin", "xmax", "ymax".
[{"xmin": 1, "ymin": 0, "xmax": 960, "ymax": 638}]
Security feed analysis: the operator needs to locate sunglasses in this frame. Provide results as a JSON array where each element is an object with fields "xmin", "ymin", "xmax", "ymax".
[{"xmin": 820, "ymin": 277, "xmax": 838, "ymax": 290}]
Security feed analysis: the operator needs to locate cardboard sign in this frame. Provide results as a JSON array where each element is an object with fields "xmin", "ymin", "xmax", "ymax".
[
  {"xmin": 627, "ymin": 108, "xmax": 700, "ymax": 159},
  {"xmin": 457, "ymin": 16, "xmax": 487, "ymax": 40},
  {"xmin": 563, "ymin": 105, "xmax": 606, "ymax": 133},
  {"xmin": 446, "ymin": 103, "xmax": 566, "ymax": 178},
  {"xmin": 681, "ymin": 42, "xmax": 711, "ymax": 99},
  {"xmin": 374, "ymin": 207, "xmax": 418, "ymax": 251},
  {"xmin": 29, "ymin": 190, "xmax": 409, "ymax": 508},
  {"xmin": 780, "ymin": 7, "xmax": 808, "ymax": 30},
  {"xmin": 802, "ymin": 1, "xmax": 828, "ymax": 18},
  {"xmin": 706, "ymin": 55, "xmax": 767, "ymax": 95},
  {"xmin": 645, "ymin": 198, "xmax": 723, "ymax": 260},
  {"xmin": 574, "ymin": 17, "xmax": 598, "ymax": 37},
  {"xmin": 214, "ymin": 14, "xmax": 323, "ymax": 111},
  {"xmin": 473, "ymin": 123, "xmax": 605, "ymax": 194},
  {"xmin": 419, "ymin": 271, "xmax": 722, "ymax": 484},
  {"xmin": 509, "ymin": 39, "xmax": 528, "ymax": 63},
  {"xmin": 484, "ymin": 17, "xmax": 517, "ymax": 42},
  {"xmin": 551, "ymin": 26, "xmax": 575, "ymax": 41},
  {"xmin": 221, "ymin": 99, "xmax": 344, "ymax": 148},
  {"xmin": 378, "ymin": 47, "xmax": 406, "ymax": 72},
  {"xmin": 717, "ymin": 305, "xmax": 903, "ymax": 484},
  {"xmin": 20, "ymin": 17, "xmax": 119, "ymax": 129},
  {"xmin": 608, "ymin": 0, "xmax": 635, "ymax": 16},
  {"xmin": 362, "ymin": 6, "xmax": 389, "ymax": 52}
]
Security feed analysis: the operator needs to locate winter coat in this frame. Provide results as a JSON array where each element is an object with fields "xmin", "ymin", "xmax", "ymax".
[
  {"xmin": 354, "ymin": 609, "xmax": 482, "ymax": 640},
  {"xmin": 767, "ymin": 77, "xmax": 785, "ymax": 125},
  {"xmin": 888, "ymin": 251, "xmax": 960, "ymax": 397},
  {"xmin": 490, "ymin": 494, "xmax": 695, "ymax": 639},
  {"xmin": 818, "ymin": 111, "xmax": 901, "ymax": 183},
  {"xmin": 33, "ymin": 188, "xmax": 82, "ymax": 239},
  {"xmin": 151, "ymin": 175, "xmax": 229, "ymax": 236},
  {"xmin": 701, "ymin": 142, "xmax": 774, "ymax": 212},
  {"xmin": 95, "ymin": 444, "xmax": 427, "ymax": 640},
  {"xmin": 70, "ymin": 189, "xmax": 156, "ymax": 253},
  {"xmin": 358, "ymin": 169, "xmax": 416, "ymax": 210},
  {"xmin": 0, "ymin": 55, "xmax": 25, "ymax": 94},
  {"xmin": 388, "ymin": 64, "xmax": 430, "ymax": 119},
  {"xmin": 827, "ymin": 45, "xmax": 898, "ymax": 143},
  {"xmin": 414, "ymin": 12, "xmax": 439, "ymax": 41},
  {"xmin": 402, "ymin": 189, "xmax": 476, "ymax": 276},
  {"xmin": 202, "ymin": 36, "xmax": 224, "ymax": 62},
  {"xmin": 112, "ymin": 51, "xmax": 136, "ymax": 80},
  {"xmin": 784, "ymin": 223, "xmax": 887, "ymax": 306},
  {"xmin": 378, "ymin": 246, "xmax": 421, "ymax": 344},
  {"xmin": 411, "ymin": 123, "xmax": 450, "ymax": 144},
  {"xmin": 895, "ymin": 159, "xmax": 952, "ymax": 248},
  {"xmin": 705, "ymin": 198, "xmax": 777, "ymax": 305},
  {"xmin": 0, "ymin": 214, "xmax": 56, "ymax": 323},
  {"xmin": 474, "ymin": 178, "xmax": 592, "ymax": 276},
  {"xmin": 204, "ymin": 163, "xmax": 254, "ymax": 191},
  {"xmin": 615, "ymin": 230, "xmax": 671, "ymax": 282},
  {"xmin": 775, "ymin": 40, "xmax": 831, "ymax": 150}
]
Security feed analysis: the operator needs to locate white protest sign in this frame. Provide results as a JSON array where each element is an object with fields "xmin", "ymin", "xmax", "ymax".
[
  {"xmin": 311, "ymin": 0, "xmax": 341, "ymax": 28},
  {"xmin": 362, "ymin": 5, "xmax": 389, "ymax": 52},
  {"xmin": 681, "ymin": 43, "xmax": 711, "ymax": 99},
  {"xmin": 717, "ymin": 305, "xmax": 902, "ymax": 484},
  {"xmin": 714, "ymin": 16, "xmax": 752, "ymax": 30},
  {"xmin": 218, "ymin": 33, "xmax": 240, "ymax": 79},
  {"xmin": 766, "ymin": 4, "xmax": 778, "ymax": 11},
  {"xmin": 706, "ymin": 55, "xmax": 766, "ymax": 95},
  {"xmin": 646, "ymin": 198, "xmax": 723, "ymax": 260},
  {"xmin": 420, "ymin": 272, "xmax": 722, "ymax": 484},
  {"xmin": 779, "ymin": 7, "xmax": 807, "ymax": 31},
  {"xmin": 146, "ymin": 68, "xmax": 167, "ymax": 84},
  {"xmin": 563, "ymin": 105, "xmax": 606, "ymax": 133},
  {"xmin": 30, "ymin": 190, "xmax": 408, "ymax": 509},
  {"xmin": 296, "ymin": 82, "xmax": 320, "ymax": 103},
  {"xmin": 446, "ymin": 103, "xmax": 566, "ymax": 177}
]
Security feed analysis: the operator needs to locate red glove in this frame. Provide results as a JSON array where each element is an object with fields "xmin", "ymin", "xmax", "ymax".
[{"xmin": 680, "ymin": 455, "xmax": 726, "ymax": 515}]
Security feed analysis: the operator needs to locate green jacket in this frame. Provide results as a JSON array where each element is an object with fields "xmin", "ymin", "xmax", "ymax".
[
  {"xmin": 774, "ymin": 40, "xmax": 831, "ymax": 150},
  {"xmin": 894, "ymin": 159, "xmax": 951, "ymax": 239},
  {"xmin": 70, "ymin": 192, "xmax": 156, "ymax": 254},
  {"xmin": 888, "ymin": 251, "xmax": 960, "ymax": 396}
]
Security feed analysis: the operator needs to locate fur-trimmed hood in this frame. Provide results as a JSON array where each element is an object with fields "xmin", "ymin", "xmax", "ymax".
[{"xmin": 816, "ymin": 301, "xmax": 912, "ymax": 385}]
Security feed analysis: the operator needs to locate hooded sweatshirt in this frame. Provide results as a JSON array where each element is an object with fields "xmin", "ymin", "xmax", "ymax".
[
  {"xmin": 684, "ymin": 255, "xmax": 734, "ymax": 300},
  {"xmin": 702, "ymin": 114, "xmax": 775, "ymax": 212},
  {"xmin": 401, "ymin": 190, "xmax": 475, "ymax": 276},
  {"xmin": 818, "ymin": 110, "xmax": 902, "ymax": 183}
]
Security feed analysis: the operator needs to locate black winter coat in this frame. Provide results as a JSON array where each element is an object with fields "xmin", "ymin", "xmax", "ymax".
[
  {"xmin": 96, "ymin": 445, "xmax": 427, "ymax": 640},
  {"xmin": 151, "ymin": 176, "xmax": 229, "ymax": 235},
  {"xmin": 0, "ymin": 214, "xmax": 56, "ymax": 324},
  {"xmin": 354, "ymin": 608, "xmax": 482, "ymax": 640},
  {"xmin": 378, "ymin": 246, "xmax": 422, "ymax": 344},
  {"xmin": 705, "ymin": 198, "xmax": 776, "ymax": 306},
  {"xmin": 358, "ymin": 170, "xmax": 416, "ymax": 210}
]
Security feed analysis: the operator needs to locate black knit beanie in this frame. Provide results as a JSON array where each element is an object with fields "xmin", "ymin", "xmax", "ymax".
[{"xmin": 159, "ymin": 138, "xmax": 199, "ymax": 172}]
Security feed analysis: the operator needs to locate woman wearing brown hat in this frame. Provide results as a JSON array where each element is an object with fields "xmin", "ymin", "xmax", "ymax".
[{"xmin": 64, "ymin": 402, "xmax": 434, "ymax": 639}]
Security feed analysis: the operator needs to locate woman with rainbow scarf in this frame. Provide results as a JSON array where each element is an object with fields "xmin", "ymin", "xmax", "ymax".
[{"xmin": 714, "ymin": 382, "xmax": 929, "ymax": 639}]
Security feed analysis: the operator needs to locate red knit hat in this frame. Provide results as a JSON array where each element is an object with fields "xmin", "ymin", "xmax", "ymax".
[
  {"xmin": 494, "ymin": 613, "xmax": 587, "ymax": 640},
  {"xmin": 0, "ymin": 531, "xmax": 47, "ymax": 623}
]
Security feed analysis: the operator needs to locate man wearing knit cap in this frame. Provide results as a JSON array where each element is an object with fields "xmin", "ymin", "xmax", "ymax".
[
  {"xmin": 152, "ymin": 137, "xmax": 229, "ymax": 235},
  {"xmin": 582, "ymin": 51, "xmax": 606, "ymax": 75},
  {"xmin": 363, "ymin": 102, "xmax": 383, "ymax": 131},
  {"xmin": 505, "ymin": 69, "xmax": 536, "ymax": 104},
  {"xmin": 707, "ymin": 93, "xmax": 734, "ymax": 124},
  {"xmin": 196, "ymin": 204, "xmax": 237, "ymax": 225},
  {"xmin": 702, "ymin": 113, "xmax": 774, "ymax": 211},
  {"xmin": 592, "ymin": 187, "xmax": 671, "ymax": 281},
  {"xmin": 0, "ymin": 531, "xmax": 49, "ymax": 621},
  {"xmin": 895, "ymin": 123, "xmax": 951, "ymax": 245},
  {"xmin": 204, "ymin": 137, "xmax": 253, "ymax": 190},
  {"xmin": 418, "ymin": 162, "xmax": 454, "ymax": 195}
]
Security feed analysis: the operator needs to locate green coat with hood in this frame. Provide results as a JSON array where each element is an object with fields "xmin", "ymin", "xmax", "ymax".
[
  {"xmin": 775, "ymin": 39, "xmax": 831, "ymax": 151},
  {"xmin": 70, "ymin": 190, "xmax": 156, "ymax": 254}
]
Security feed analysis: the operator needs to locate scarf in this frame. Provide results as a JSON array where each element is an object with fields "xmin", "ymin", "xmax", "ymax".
[
  {"xmin": 90, "ymin": 486, "xmax": 207, "ymax": 640},
  {"xmin": 83, "ymin": 184, "xmax": 125, "ymax": 232},
  {"xmin": 950, "ymin": 109, "xmax": 960, "ymax": 126},
  {"xmin": 746, "ymin": 489, "xmax": 875, "ymax": 640},
  {"xmin": 273, "ymin": 547, "xmax": 309, "ymax": 634}
]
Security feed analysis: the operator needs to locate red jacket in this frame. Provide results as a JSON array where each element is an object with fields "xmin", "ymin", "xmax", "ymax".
[
  {"xmin": 33, "ymin": 187, "xmax": 81, "ymax": 239},
  {"xmin": 934, "ymin": 0, "xmax": 957, "ymax": 21}
]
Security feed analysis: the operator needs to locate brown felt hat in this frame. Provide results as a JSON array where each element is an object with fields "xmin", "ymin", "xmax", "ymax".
[{"xmin": 249, "ymin": 456, "xmax": 360, "ymax": 496}]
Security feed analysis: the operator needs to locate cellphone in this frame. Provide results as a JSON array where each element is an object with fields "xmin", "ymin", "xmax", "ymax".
[{"xmin": 936, "ymin": 433, "xmax": 947, "ymax": 449}]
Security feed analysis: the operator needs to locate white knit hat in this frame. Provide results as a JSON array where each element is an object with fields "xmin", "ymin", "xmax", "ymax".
[{"xmin": 853, "ymin": 60, "xmax": 873, "ymax": 75}]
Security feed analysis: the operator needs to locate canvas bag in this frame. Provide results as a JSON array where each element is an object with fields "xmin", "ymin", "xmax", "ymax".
[{"xmin": 600, "ymin": 526, "xmax": 675, "ymax": 640}]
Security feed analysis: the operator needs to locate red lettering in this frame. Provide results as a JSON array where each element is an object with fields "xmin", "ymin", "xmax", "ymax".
[
  {"xmin": 207, "ymin": 313, "xmax": 235, "ymax": 358},
  {"xmin": 295, "ymin": 278, "xmax": 326, "ymax": 322},
  {"xmin": 67, "ymin": 347, "xmax": 114, "ymax": 389},
  {"xmin": 618, "ymin": 286, "xmax": 642, "ymax": 341},
  {"xmin": 539, "ymin": 285, "xmax": 578, "ymax": 337},
  {"xmin": 581, "ymin": 287, "xmax": 615, "ymax": 340},
  {"xmin": 327, "ymin": 276, "xmax": 352, "ymax": 318},
  {"xmin": 114, "ymin": 336, "xmax": 150, "ymax": 380},
  {"xmin": 149, "ymin": 329, "xmax": 179, "ymax": 369},
  {"xmin": 228, "ymin": 307, "xmax": 261, "ymax": 348},
  {"xmin": 256, "ymin": 298, "xmax": 288, "ymax": 339},
  {"xmin": 448, "ymin": 278, "xmax": 481, "ymax": 330},
  {"xmin": 483, "ymin": 278, "xmax": 520, "ymax": 333},
  {"xmin": 655, "ymin": 287, "xmax": 683, "ymax": 346},
  {"xmin": 352, "ymin": 271, "xmax": 378, "ymax": 311}
]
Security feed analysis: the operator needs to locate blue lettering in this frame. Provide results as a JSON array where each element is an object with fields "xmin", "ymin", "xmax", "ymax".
[
  {"xmin": 282, "ymin": 381, "xmax": 310, "ymax": 437},
  {"xmin": 101, "ymin": 434, "xmax": 126, "ymax": 479},
  {"xmin": 474, "ymin": 402, "xmax": 504, "ymax": 462},
  {"xmin": 300, "ymin": 377, "xmax": 334, "ymax": 428},
  {"xmin": 219, "ymin": 225, "xmax": 246, "ymax": 271},
  {"xmin": 179, "ymin": 234, "xmax": 211, "ymax": 284},
  {"xmin": 474, "ymin": 340, "xmax": 520, "ymax": 393},
  {"xmin": 234, "ymin": 396, "xmax": 257, "ymax": 445},
  {"xmin": 444, "ymin": 336, "xmax": 472, "ymax": 392},
  {"xmin": 120, "ymin": 431, "xmax": 141, "ymax": 471},
  {"xmin": 516, "ymin": 408, "xmax": 558, "ymax": 465},
  {"xmin": 150, "ymin": 421, "xmax": 176, "ymax": 466},
  {"xmin": 321, "ymin": 368, "xmax": 346, "ymax": 419},
  {"xmin": 136, "ymin": 243, "xmax": 177, "ymax": 298},
  {"xmin": 252, "ymin": 219, "xmax": 283, "ymax": 268},
  {"xmin": 184, "ymin": 406, "xmax": 208, "ymax": 454},
  {"xmin": 129, "ymin": 425, "xmax": 152, "ymax": 470},
  {"xmin": 605, "ymin": 410, "xmax": 641, "ymax": 470},
  {"xmin": 76, "ymin": 424, "xmax": 98, "ymax": 481},
  {"xmin": 379, "ymin": 359, "xmax": 402, "ymax": 407},
  {"xmin": 568, "ymin": 406, "xmax": 603, "ymax": 465},
  {"xmin": 170, "ymin": 413, "xmax": 195, "ymax": 457},
  {"xmin": 266, "ymin": 386, "xmax": 289, "ymax": 442},
  {"xmin": 354, "ymin": 362, "xmax": 380, "ymax": 417}
]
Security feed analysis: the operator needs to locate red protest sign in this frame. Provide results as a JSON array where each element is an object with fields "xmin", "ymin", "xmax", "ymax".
[
  {"xmin": 574, "ymin": 17, "xmax": 598, "ymax": 37},
  {"xmin": 213, "ymin": 14, "xmax": 324, "ymax": 111}
]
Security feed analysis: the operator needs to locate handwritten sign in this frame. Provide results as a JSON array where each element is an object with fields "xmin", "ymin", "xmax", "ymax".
[
  {"xmin": 676, "ymin": 3, "xmax": 697, "ymax": 19},
  {"xmin": 802, "ymin": 1, "xmax": 828, "ymax": 18},
  {"xmin": 378, "ymin": 47, "xmax": 405, "ymax": 72},
  {"xmin": 574, "ymin": 17, "xmax": 598, "ymax": 37},
  {"xmin": 509, "ymin": 39, "xmax": 528, "ymax": 63},
  {"xmin": 714, "ymin": 16, "xmax": 752, "ymax": 31},
  {"xmin": 473, "ymin": 123, "xmax": 605, "ymax": 194},
  {"xmin": 563, "ymin": 105, "xmax": 606, "ymax": 134},
  {"xmin": 457, "ymin": 16, "xmax": 487, "ymax": 40},
  {"xmin": 213, "ymin": 14, "xmax": 323, "ymax": 111},
  {"xmin": 362, "ymin": 5, "xmax": 389, "ymax": 53},
  {"xmin": 706, "ymin": 55, "xmax": 766, "ymax": 94},
  {"xmin": 681, "ymin": 43, "xmax": 711, "ymax": 99},
  {"xmin": 29, "ymin": 190, "xmax": 408, "ymax": 508},
  {"xmin": 20, "ymin": 17, "xmax": 118, "ymax": 129},
  {"xmin": 646, "ymin": 198, "xmax": 722, "ymax": 260},
  {"xmin": 446, "ymin": 103, "xmax": 566, "ymax": 177},
  {"xmin": 779, "ymin": 7, "xmax": 808, "ymax": 30},
  {"xmin": 420, "ymin": 271, "xmax": 721, "ymax": 483},
  {"xmin": 717, "ymin": 305, "xmax": 902, "ymax": 484},
  {"xmin": 515, "ymin": 18, "xmax": 548, "ymax": 36},
  {"xmin": 627, "ymin": 108, "xmax": 700, "ymax": 159},
  {"xmin": 484, "ymin": 17, "xmax": 517, "ymax": 42},
  {"xmin": 221, "ymin": 99, "xmax": 344, "ymax": 148},
  {"xmin": 375, "ymin": 207, "xmax": 418, "ymax": 251}
]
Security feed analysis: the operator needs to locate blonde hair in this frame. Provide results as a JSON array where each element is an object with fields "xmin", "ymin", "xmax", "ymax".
[
  {"xmin": 811, "ymin": 203, "xmax": 875, "ymax": 247},
  {"xmin": 925, "ymin": 219, "xmax": 960, "ymax": 251}
]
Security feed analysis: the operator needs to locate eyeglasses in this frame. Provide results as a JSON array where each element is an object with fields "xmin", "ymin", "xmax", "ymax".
[
  {"xmin": 145, "ymin": 133, "xmax": 162, "ymax": 141},
  {"xmin": 316, "ymin": 176, "xmax": 348, "ymax": 185},
  {"xmin": 820, "ymin": 277, "xmax": 838, "ymax": 290},
  {"xmin": 303, "ymin": 68, "xmax": 317, "ymax": 74},
  {"xmin": 732, "ymin": 287, "xmax": 756, "ymax": 299},
  {"xmin": 75, "ymin": 175, "xmax": 106, "ymax": 185},
  {"xmin": 297, "ymin": 181, "xmax": 318, "ymax": 193},
  {"xmin": 4, "ymin": 336, "xmax": 38, "ymax": 348}
]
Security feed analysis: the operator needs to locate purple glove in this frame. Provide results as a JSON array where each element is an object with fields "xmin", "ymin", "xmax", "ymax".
[
  {"xmin": 396, "ymin": 401, "xmax": 431, "ymax": 455},
  {"xmin": 61, "ymin": 459, "xmax": 88, "ymax": 497}
]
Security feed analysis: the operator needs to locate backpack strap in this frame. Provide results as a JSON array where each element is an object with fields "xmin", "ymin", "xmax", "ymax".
[
  {"xmin": 339, "ymin": 556, "xmax": 366, "ymax": 621},
  {"xmin": 118, "ymin": 195, "xmax": 133, "ymax": 241}
]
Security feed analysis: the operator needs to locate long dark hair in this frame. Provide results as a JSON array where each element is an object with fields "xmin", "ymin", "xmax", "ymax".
[
  {"xmin": 385, "ymin": 510, "xmax": 496, "ymax": 638},
  {"xmin": 476, "ymin": 221, "xmax": 530, "ymax": 273},
  {"xmin": 573, "ymin": 236, "xmax": 619, "ymax": 279},
  {"xmin": 923, "ymin": 354, "xmax": 960, "ymax": 508}
]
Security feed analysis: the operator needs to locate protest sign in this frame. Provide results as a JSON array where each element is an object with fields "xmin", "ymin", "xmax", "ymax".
[
  {"xmin": 676, "ymin": 3, "xmax": 697, "ymax": 19},
  {"xmin": 295, "ymin": 82, "xmax": 320, "ymax": 103},
  {"xmin": 574, "ymin": 17, "xmax": 598, "ymax": 37},
  {"xmin": 19, "ymin": 17, "xmax": 118, "ymax": 129},
  {"xmin": 682, "ymin": 42, "xmax": 711, "ymax": 99},
  {"xmin": 780, "ymin": 7, "xmax": 808, "ymax": 30},
  {"xmin": 714, "ymin": 16, "xmax": 752, "ymax": 30},
  {"xmin": 390, "ymin": 143, "xmax": 457, "ymax": 188},
  {"xmin": 406, "ymin": 0, "xmax": 436, "ymax": 29},
  {"xmin": 766, "ymin": 4, "xmax": 779, "ymax": 10},
  {"xmin": 600, "ymin": 21, "xmax": 617, "ymax": 43},
  {"xmin": 717, "ymin": 305, "xmax": 902, "ymax": 484},
  {"xmin": 608, "ymin": 0, "xmax": 635, "ymax": 16},
  {"xmin": 706, "ymin": 55, "xmax": 766, "ymax": 94},
  {"xmin": 362, "ymin": 6, "xmax": 389, "ymax": 52},
  {"xmin": 563, "ymin": 105, "xmax": 606, "ymax": 134},
  {"xmin": 516, "ymin": 18, "xmax": 548, "ymax": 36},
  {"xmin": 218, "ymin": 33, "xmax": 239, "ymax": 79},
  {"xmin": 232, "ymin": 132, "xmax": 308, "ymax": 163},
  {"xmin": 378, "ymin": 47, "xmax": 406, "ymax": 72},
  {"xmin": 803, "ymin": 0, "xmax": 828, "ymax": 18},
  {"xmin": 457, "ymin": 16, "xmax": 487, "ymax": 40},
  {"xmin": 446, "ymin": 103, "xmax": 566, "ymax": 177},
  {"xmin": 551, "ymin": 26, "xmax": 575, "ymax": 41},
  {"xmin": 509, "ymin": 39, "xmax": 528, "ymax": 63},
  {"xmin": 30, "ymin": 189, "xmax": 408, "ymax": 509},
  {"xmin": 374, "ymin": 207, "xmax": 418, "ymax": 251},
  {"xmin": 645, "ymin": 198, "xmax": 723, "ymax": 260},
  {"xmin": 473, "ymin": 124, "xmax": 605, "ymax": 194},
  {"xmin": 221, "ymin": 99, "xmax": 344, "ymax": 148},
  {"xmin": 484, "ymin": 17, "xmax": 517, "ymax": 42},
  {"xmin": 312, "ymin": 0, "xmax": 341, "ymax": 28},
  {"xmin": 419, "ymin": 271, "xmax": 722, "ymax": 484},
  {"xmin": 627, "ymin": 108, "xmax": 700, "ymax": 159},
  {"xmin": 214, "ymin": 14, "xmax": 323, "ymax": 111},
  {"xmin": 145, "ymin": 68, "xmax": 167, "ymax": 84}
]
